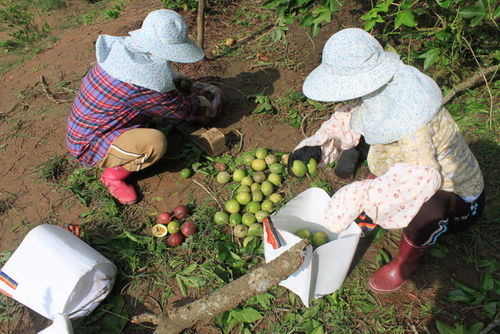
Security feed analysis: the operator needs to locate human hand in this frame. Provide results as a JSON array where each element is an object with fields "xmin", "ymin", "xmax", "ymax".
[
  {"xmin": 185, "ymin": 96, "xmax": 212, "ymax": 124},
  {"xmin": 287, "ymin": 146, "xmax": 322, "ymax": 176},
  {"xmin": 191, "ymin": 82, "xmax": 222, "ymax": 116}
]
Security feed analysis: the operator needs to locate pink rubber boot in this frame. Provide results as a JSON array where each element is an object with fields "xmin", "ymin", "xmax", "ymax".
[{"xmin": 100, "ymin": 166, "xmax": 138, "ymax": 205}]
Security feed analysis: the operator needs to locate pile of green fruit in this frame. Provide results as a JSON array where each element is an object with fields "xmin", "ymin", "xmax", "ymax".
[{"xmin": 213, "ymin": 148, "xmax": 290, "ymax": 246}]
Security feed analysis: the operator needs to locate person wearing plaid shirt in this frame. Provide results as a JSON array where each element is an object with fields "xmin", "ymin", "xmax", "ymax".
[{"xmin": 66, "ymin": 10, "xmax": 220, "ymax": 204}]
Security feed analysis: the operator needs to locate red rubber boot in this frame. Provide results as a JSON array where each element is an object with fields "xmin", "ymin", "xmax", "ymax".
[
  {"xmin": 100, "ymin": 166, "xmax": 138, "ymax": 205},
  {"xmin": 369, "ymin": 233, "xmax": 428, "ymax": 293}
]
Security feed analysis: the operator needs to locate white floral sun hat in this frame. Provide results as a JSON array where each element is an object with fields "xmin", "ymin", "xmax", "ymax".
[
  {"xmin": 302, "ymin": 28, "xmax": 401, "ymax": 102},
  {"xmin": 126, "ymin": 9, "xmax": 204, "ymax": 63},
  {"xmin": 96, "ymin": 9, "xmax": 203, "ymax": 93}
]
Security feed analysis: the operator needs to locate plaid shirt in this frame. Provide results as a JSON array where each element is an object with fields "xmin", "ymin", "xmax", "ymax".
[{"xmin": 66, "ymin": 64, "xmax": 199, "ymax": 166}]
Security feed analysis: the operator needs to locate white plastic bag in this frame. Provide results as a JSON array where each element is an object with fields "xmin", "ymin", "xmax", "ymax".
[
  {"xmin": 264, "ymin": 188, "xmax": 361, "ymax": 307},
  {"xmin": 0, "ymin": 225, "xmax": 116, "ymax": 333}
]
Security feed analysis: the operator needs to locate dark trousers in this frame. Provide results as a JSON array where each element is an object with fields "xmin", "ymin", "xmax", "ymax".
[{"xmin": 355, "ymin": 190, "xmax": 485, "ymax": 246}]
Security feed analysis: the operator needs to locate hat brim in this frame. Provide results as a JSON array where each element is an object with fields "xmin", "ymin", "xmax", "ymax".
[
  {"xmin": 302, "ymin": 52, "xmax": 401, "ymax": 102},
  {"xmin": 128, "ymin": 30, "xmax": 204, "ymax": 63}
]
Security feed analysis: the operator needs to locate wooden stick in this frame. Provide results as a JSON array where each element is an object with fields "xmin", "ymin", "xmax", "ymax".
[
  {"xmin": 133, "ymin": 240, "xmax": 308, "ymax": 334},
  {"xmin": 442, "ymin": 64, "xmax": 499, "ymax": 106},
  {"xmin": 197, "ymin": 0, "xmax": 206, "ymax": 50}
]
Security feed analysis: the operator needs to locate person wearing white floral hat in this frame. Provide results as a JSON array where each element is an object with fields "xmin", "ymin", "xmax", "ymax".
[
  {"xmin": 66, "ymin": 9, "xmax": 221, "ymax": 205},
  {"xmin": 288, "ymin": 28, "xmax": 485, "ymax": 293}
]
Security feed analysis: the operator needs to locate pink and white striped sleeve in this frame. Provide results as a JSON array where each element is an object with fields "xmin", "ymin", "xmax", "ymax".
[{"xmin": 294, "ymin": 105, "xmax": 361, "ymax": 165}]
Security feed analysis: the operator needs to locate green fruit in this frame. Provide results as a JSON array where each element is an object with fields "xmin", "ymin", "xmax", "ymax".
[
  {"xmin": 269, "ymin": 163, "xmax": 284, "ymax": 174},
  {"xmin": 236, "ymin": 192, "xmax": 252, "ymax": 205},
  {"xmin": 269, "ymin": 193, "xmax": 283, "ymax": 204},
  {"xmin": 167, "ymin": 221, "xmax": 180, "ymax": 234},
  {"xmin": 268, "ymin": 173, "xmax": 282, "ymax": 186},
  {"xmin": 261, "ymin": 181, "xmax": 274, "ymax": 196},
  {"xmin": 307, "ymin": 158, "xmax": 318, "ymax": 176},
  {"xmin": 241, "ymin": 176, "xmax": 253, "ymax": 186},
  {"xmin": 252, "ymin": 171, "xmax": 266, "ymax": 183},
  {"xmin": 242, "ymin": 153, "xmax": 255, "ymax": 165},
  {"xmin": 291, "ymin": 160, "xmax": 307, "ymax": 177},
  {"xmin": 311, "ymin": 231, "xmax": 330, "ymax": 247},
  {"xmin": 246, "ymin": 201, "xmax": 261, "ymax": 214},
  {"xmin": 264, "ymin": 154, "xmax": 278, "ymax": 165},
  {"xmin": 214, "ymin": 211, "xmax": 229, "ymax": 225},
  {"xmin": 229, "ymin": 213, "xmax": 242, "ymax": 226},
  {"xmin": 281, "ymin": 154, "xmax": 290, "ymax": 164},
  {"xmin": 295, "ymin": 228, "xmax": 311, "ymax": 240},
  {"xmin": 234, "ymin": 224, "xmax": 248, "ymax": 238},
  {"xmin": 180, "ymin": 168, "xmax": 192, "ymax": 179},
  {"xmin": 232, "ymin": 169, "xmax": 246, "ymax": 182},
  {"xmin": 250, "ymin": 183, "xmax": 260, "ymax": 192},
  {"xmin": 237, "ymin": 185, "xmax": 251, "ymax": 193},
  {"xmin": 216, "ymin": 171, "xmax": 231, "ymax": 184},
  {"xmin": 255, "ymin": 210, "xmax": 269, "ymax": 223},
  {"xmin": 255, "ymin": 148, "xmax": 268, "ymax": 159},
  {"xmin": 179, "ymin": 80, "xmax": 192, "ymax": 90},
  {"xmin": 242, "ymin": 235, "xmax": 256, "ymax": 247},
  {"xmin": 252, "ymin": 190, "xmax": 264, "ymax": 202},
  {"xmin": 251, "ymin": 159, "xmax": 267, "ymax": 171},
  {"xmin": 248, "ymin": 223, "xmax": 263, "ymax": 236},
  {"xmin": 225, "ymin": 200, "xmax": 240, "ymax": 214},
  {"xmin": 261, "ymin": 199, "xmax": 274, "ymax": 212},
  {"xmin": 242, "ymin": 213, "xmax": 256, "ymax": 226}
]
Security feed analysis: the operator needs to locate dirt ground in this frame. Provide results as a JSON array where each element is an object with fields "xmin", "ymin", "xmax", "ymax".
[{"xmin": 0, "ymin": 0, "xmax": 495, "ymax": 333}]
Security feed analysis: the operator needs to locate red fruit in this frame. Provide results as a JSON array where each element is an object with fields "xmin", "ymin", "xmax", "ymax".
[
  {"xmin": 157, "ymin": 212, "xmax": 173, "ymax": 225},
  {"xmin": 173, "ymin": 205, "xmax": 188, "ymax": 220},
  {"xmin": 180, "ymin": 221, "xmax": 197, "ymax": 237},
  {"xmin": 167, "ymin": 232, "xmax": 185, "ymax": 247}
]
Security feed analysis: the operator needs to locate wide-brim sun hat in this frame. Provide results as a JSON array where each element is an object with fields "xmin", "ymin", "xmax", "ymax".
[
  {"xmin": 128, "ymin": 9, "xmax": 204, "ymax": 63},
  {"xmin": 303, "ymin": 28, "xmax": 401, "ymax": 102}
]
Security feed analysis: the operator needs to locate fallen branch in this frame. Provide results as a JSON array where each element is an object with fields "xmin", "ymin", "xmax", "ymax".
[
  {"xmin": 442, "ymin": 64, "xmax": 499, "ymax": 106},
  {"xmin": 132, "ymin": 239, "xmax": 308, "ymax": 334}
]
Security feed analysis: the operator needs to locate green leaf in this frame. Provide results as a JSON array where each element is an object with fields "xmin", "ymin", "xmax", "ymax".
[
  {"xmin": 247, "ymin": 293, "xmax": 274, "ymax": 309},
  {"xmin": 229, "ymin": 308, "xmax": 263, "ymax": 323},
  {"xmin": 448, "ymin": 289, "xmax": 471, "ymax": 302},
  {"xmin": 417, "ymin": 48, "xmax": 440, "ymax": 69},
  {"xmin": 469, "ymin": 322, "xmax": 485, "ymax": 334},
  {"xmin": 435, "ymin": 0, "xmax": 451, "ymax": 8},
  {"xmin": 395, "ymin": 10, "xmax": 417, "ymax": 28},
  {"xmin": 180, "ymin": 263, "xmax": 198, "ymax": 275},
  {"xmin": 176, "ymin": 275, "xmax": 188, "ymax": 296},
  {"xmin": 436, "ymin": 320, "xmax": 464, "ymax": 334},
  {"xmin": 458, "ymin": 6, "xmax": 486, "ymax": 19},
  {"xmin": 481, "ymin": 273, "xmax": 494, "ymax": 291},
  {"xmin": 494, "ymin": 5, "xmax": 500, "ymax": 19},
  {"xmin": 181, "ymin": 275, "xmax": 207, "ymax": 288}
]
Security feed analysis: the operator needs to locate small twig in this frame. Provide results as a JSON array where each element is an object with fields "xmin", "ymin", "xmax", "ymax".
[
  {"xmin": 300, "ymin": 110, "xmax": 316, "ymax": 138},
  {"xmin": 461, "ymin": 37, "xmax": 495, "ymax": 130},
  {"xmin": 146, "ymin": 295, "xmax": 164, "ymax": 313},
  {"xmin": 235, "ymin": 129, "xmax": 244, "ymax": 153},
  {"xmin": 40, "ymin": 76, "xmax": 59, "ymax": 104},
  {"xmin": 410, "ymin": 324, "xmax": 419, "ymax": 334},
  {"xmin": 130, "ymin": 312, "xmax": 163, "ymax": 326},
  {"xmin": 192, "ymin": 179, "xmax": 223, "ymax": 211},
  {"xmin": 304, "ymin": 31, "xmax": 315, "ymax": 53},
  {"xmin": 206, "ymin": 81, "xmax": 247, "ymax": 98},
  {"xmin": 479, "ymin": 312, "xmax": 500, "ymax": 334}
]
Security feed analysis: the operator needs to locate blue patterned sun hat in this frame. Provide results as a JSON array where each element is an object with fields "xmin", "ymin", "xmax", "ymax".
[
  {"xmin": 303, "ymin": 28, "xmax": 401, "ymax": 102},
  {"xmin": 127, "ymin": 9, "xmax": 204, "ymax": 63},
  {"xmin": 350, "ymin": 64, "xmax": 443, "ymax": 144},
  {"xmin": 95, "ymin": 10, "xmax": 203, "ymax": 93}
]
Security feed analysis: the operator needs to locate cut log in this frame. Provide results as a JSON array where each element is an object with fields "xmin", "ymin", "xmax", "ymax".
[
  {"xmin": 176, "ymin": 122, "xmax": 227, "ymax": 156},
  {"xmin": 132, "ymin": 239, "xmax": 308, "ymax": 334}
]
